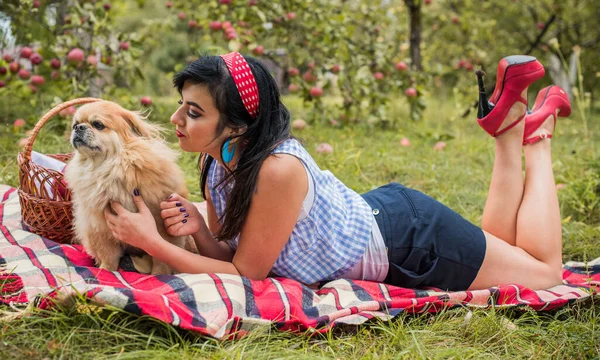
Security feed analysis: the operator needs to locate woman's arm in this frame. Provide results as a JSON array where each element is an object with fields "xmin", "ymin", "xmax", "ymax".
[
  {"xmin": 190, "ymin": 215, "xmax": 234, "ymax": 262},
  {"xmin": 146, "ymin": 233, "xmax": 239, "ymax": 275},
  {"xmin": 106, "ymin": 153, "xmax": 307, "ymax": 280},
  {"xmin": 160, "ymin": 191, "xmax": 233, "ymax": 262},
  {"xmin": 230, "ymin": 154, "xmax": 307, "ymax": 280},
  {"xmin": 192, "ymin": 179, "xmax": 234, "ymax": 261}
]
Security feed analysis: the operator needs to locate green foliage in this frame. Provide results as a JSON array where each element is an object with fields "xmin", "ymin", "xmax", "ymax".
[{"xmin": 0, "ymin": 0, "xmax": 146, "ymax": 120}]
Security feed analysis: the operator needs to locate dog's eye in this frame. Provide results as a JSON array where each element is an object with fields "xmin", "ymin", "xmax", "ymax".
[{"xmin": 92, "ymin": 121, "xmax": 105, "ymax": 130}]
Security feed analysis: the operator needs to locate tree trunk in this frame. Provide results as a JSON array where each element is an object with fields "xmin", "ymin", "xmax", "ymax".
[
  {"xmin": 546, "ymin": 52, "xmax": 578, "ymax": 101},
  {"xmin": 404, "ymin": 0, "xmax": 422, "ymax": 70}
]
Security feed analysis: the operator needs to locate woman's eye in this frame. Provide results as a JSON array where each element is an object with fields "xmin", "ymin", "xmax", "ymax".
[
  {"xmin": 187, "ymin": 111, "xmax": 200, "ymax": 119},
  {"xmin": 92, "ymin": 121, "xmax": 105, "ymax": 130},
  {"xmin": 178, "ymin": 99, "xmax": 183, "ymax": 105}
]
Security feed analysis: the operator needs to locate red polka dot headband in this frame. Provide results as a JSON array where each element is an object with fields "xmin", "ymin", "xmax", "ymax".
[{"xmin": 220, "ymin": 52, "xmax": 260, "ymax": 119}]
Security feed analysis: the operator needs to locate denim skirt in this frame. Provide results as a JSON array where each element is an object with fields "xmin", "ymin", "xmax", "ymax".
[{"xmin": 361, "ymin": 183, "xmax": 486, "ymax": 291}]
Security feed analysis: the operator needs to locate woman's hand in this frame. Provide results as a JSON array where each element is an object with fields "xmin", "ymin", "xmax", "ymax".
[
  {"xmin": 160, "ymin": 193, "xmax": 204, "ymax": 237},
  {"xmin": 104, "ymin": 189, "xmax": 160, "ymax": 252}
]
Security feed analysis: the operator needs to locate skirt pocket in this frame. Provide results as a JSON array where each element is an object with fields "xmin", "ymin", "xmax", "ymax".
[{"xmin": 386, "ymin": 247, "xmax": 439, "ymax": 288}]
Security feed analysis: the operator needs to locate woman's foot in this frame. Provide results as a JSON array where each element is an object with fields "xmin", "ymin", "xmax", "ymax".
[
  {"xmin": 476, "ymin": 56, "xmax": 545, "ymax": 138},
  {"xmin": 523, "ymin": 86, "xmax": 571, "ymax": 145},
  {"xmin": 525, "ymin": 112, "xmax": 556, "ymax": 144},
  {"xmin": 495, "ymin": 89, "xmax": 527, "ymax": 140}
]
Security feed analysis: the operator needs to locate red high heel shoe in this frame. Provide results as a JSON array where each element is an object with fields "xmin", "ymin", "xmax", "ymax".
[
  {"xmin": 477, "ymin": 55, "xmax": 545, "ymax": 137},
  {"xmin": 522, "ymin": 85, "xmax": 571, "ymax": 145}
]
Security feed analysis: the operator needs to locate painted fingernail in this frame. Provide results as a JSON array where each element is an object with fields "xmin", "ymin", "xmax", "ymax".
[
  {"xmin": 180, "ymin": 207, "xmax": 186, "ymax": 212},
  {"xmin": 176, "ymin": 202, "xmax": 182, "ymax": 207},
  {"xmin": 133, "ymin": 188, "xmax": 139, "ymax": 196},
  {"xmin": 184, "ymin": 213, "xmax": 189, "ymax": 218},
  {"xmin": 167, "ymin": 195, "xmax": 173, "ymax": 199},
  {"xmin": 182, "ymin": 219, "xmax": 187, "ymax": 223}
]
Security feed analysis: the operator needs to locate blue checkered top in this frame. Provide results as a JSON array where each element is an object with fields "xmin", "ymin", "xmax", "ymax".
[{"xmin": 208, "ymin": 138, "xmax": 373, "ymax": 284}]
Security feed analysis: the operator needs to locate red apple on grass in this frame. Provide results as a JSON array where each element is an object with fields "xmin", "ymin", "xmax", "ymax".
[
  {"xmin": 0, "ymin": 80, "xmax": 5, "ymax": 88},
  {"xmin": 140, "ymin": 96, "xmax": 152, "ymax": 106},
  {"xmin": 209, "ymin": 21, "xmax": 222, "ymax": 31},
  {"xmin": 14, "ymin": 119, "xmax": 26, "ymax": 132},
  {"xmin": 0, "ymin": 67, "xmax": 6, "ymax": 75},
  {"xmin": 374, "ymin": 72, "xmax": 384, "ymax": 80},
  {"xmin": 316, "ymin": 143, "xmax": 333, "ymax": 154},
  {"xmin": 253, "ymin": 45, "xmax": 264, "ymax": 55},
  {"xmin": 119, "ymin": 42, "xmax": 130, "ymax": 51},
  {"xmin": 331, "ymin": 64, "xmax": 340, "ymax": 74},
  {"xmin": 292, "ymin": 119, "xmax": 307, "ymax": 130}
]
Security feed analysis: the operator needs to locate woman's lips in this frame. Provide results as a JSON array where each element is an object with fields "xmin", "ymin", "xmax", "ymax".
[{"xmin": 176, "ymin": 130, "xmax": 185, "ymax": 138}]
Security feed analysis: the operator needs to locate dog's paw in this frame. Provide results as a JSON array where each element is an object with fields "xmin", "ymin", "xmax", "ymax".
[
  {"xmin": 98, "ymin": 262, "xmax": 118, "ymax": 272},
  {"xmin": 150, "ymin": 260, "xmax": 172, "ymax": 275}
]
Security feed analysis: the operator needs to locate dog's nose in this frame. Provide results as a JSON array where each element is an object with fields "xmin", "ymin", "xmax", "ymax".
[{"xmin": 74, "ymin": 123, "xmax": 87, "ymax": 132}]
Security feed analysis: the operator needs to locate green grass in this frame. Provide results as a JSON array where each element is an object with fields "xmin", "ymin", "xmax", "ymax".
[{"xmin": 1, "ymin": 96, "xmax": 599, "ymax": 359}]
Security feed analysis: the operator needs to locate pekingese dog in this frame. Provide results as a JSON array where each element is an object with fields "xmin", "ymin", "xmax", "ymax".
[{"xmin": 64, "ymin": 100, "xmax": 192, "ymax": 274}]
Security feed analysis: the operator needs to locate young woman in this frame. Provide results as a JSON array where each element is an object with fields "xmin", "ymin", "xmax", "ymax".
[{"xmin": 105, "ymin": 52, "xmax": 571, "ymax": 291}]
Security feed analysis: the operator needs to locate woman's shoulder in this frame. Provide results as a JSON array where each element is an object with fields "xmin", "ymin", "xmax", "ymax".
[{"xmin": 260, "ymin": 152, "xmax": 305, "ymax": 184}]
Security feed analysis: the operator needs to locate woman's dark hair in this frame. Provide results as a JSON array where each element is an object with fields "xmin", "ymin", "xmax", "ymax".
[{"xmin": 173, "ymin": 54, "xmax": 291, "ymax": 241}]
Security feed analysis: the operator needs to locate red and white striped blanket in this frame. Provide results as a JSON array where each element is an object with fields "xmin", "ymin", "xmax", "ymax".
[{"xmin": 1, "ymin": 185, "xmax": 598, "ymax": 339}]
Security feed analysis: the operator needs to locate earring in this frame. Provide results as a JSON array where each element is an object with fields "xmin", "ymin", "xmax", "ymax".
[{"xmin": 222, "ymin": 139, "xmax": 236, "ymax": 163}]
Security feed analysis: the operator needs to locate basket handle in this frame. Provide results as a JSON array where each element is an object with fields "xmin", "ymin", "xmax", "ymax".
[{"xmin": 22, "ymin": 97, "xmax": 103, "ymax": 162}]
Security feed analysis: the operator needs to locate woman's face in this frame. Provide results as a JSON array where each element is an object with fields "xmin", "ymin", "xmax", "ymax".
[{"xmin": 170, "ymin": 82, "xmax": 227, "ymax": 157}]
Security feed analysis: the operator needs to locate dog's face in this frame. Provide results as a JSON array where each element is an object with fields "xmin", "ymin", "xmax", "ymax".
[{"xmin": 70, "ymin": 101, "xmax": 158, "ymax": 157}]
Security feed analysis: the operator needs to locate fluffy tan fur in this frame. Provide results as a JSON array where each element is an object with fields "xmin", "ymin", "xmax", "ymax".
[{"xmin": 64, "ymin": 100, "xmax": 193, "ymax": 274}]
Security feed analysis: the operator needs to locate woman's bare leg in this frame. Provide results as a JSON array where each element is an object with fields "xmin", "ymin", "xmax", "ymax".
[
  {"xmin": 481, "ymin": 90, "xmax": 527, "ymax": 245},
  {"xmin": 470, "ymin": 113, "xmax": 563, "ymax": 290},
  {"xmin": 516, "ymin": 113, "xmax": 563, "ymax": 270}
]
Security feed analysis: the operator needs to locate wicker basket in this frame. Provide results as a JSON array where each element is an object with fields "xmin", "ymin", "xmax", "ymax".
[{"xmin": 17, "ymin": 98, "xmax": 102, "ymax": 243}]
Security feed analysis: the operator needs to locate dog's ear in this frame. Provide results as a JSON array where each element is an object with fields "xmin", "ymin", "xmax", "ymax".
[{"xmin": 120, "ymin": 109, "xmax": 161, "ymax": 139}]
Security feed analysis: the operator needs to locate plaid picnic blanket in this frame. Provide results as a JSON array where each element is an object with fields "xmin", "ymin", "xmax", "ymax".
[{"xmin": 1, "ymin": 185, "xmax": 598, "ymax": 339}]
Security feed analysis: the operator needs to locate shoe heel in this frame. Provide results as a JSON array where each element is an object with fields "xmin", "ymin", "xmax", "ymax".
[{"xmin": 476, "ymin": 69, "xmax": 492, "ymax": 118}]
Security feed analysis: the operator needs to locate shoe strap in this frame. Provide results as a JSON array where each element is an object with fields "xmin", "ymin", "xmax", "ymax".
[
  {"xmin": 523, "ymin": 133, "xmax": 552, "ymax": 145},
  {"xmin": 491, "ymin": 97, "xmax": 527, "ymax": 137},
  {"xmin": 523, "ymin": 112, "xmax": 557, "ymax": 145}
]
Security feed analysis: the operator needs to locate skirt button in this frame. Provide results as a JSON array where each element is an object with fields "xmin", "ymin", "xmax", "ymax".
[{"xmin": 372, "ymin": 208, "xmax": 380, "ymax": 215}]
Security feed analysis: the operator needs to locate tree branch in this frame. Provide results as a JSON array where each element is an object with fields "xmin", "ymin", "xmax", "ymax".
[{"xmin": 524, "ymin": 14, "xmax": 556, "ymax": 55}]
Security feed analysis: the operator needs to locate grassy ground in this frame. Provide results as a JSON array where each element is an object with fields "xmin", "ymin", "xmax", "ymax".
[{"xmin": 0, "ymin": 95, "xmax": 599, "ymax": 359}]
